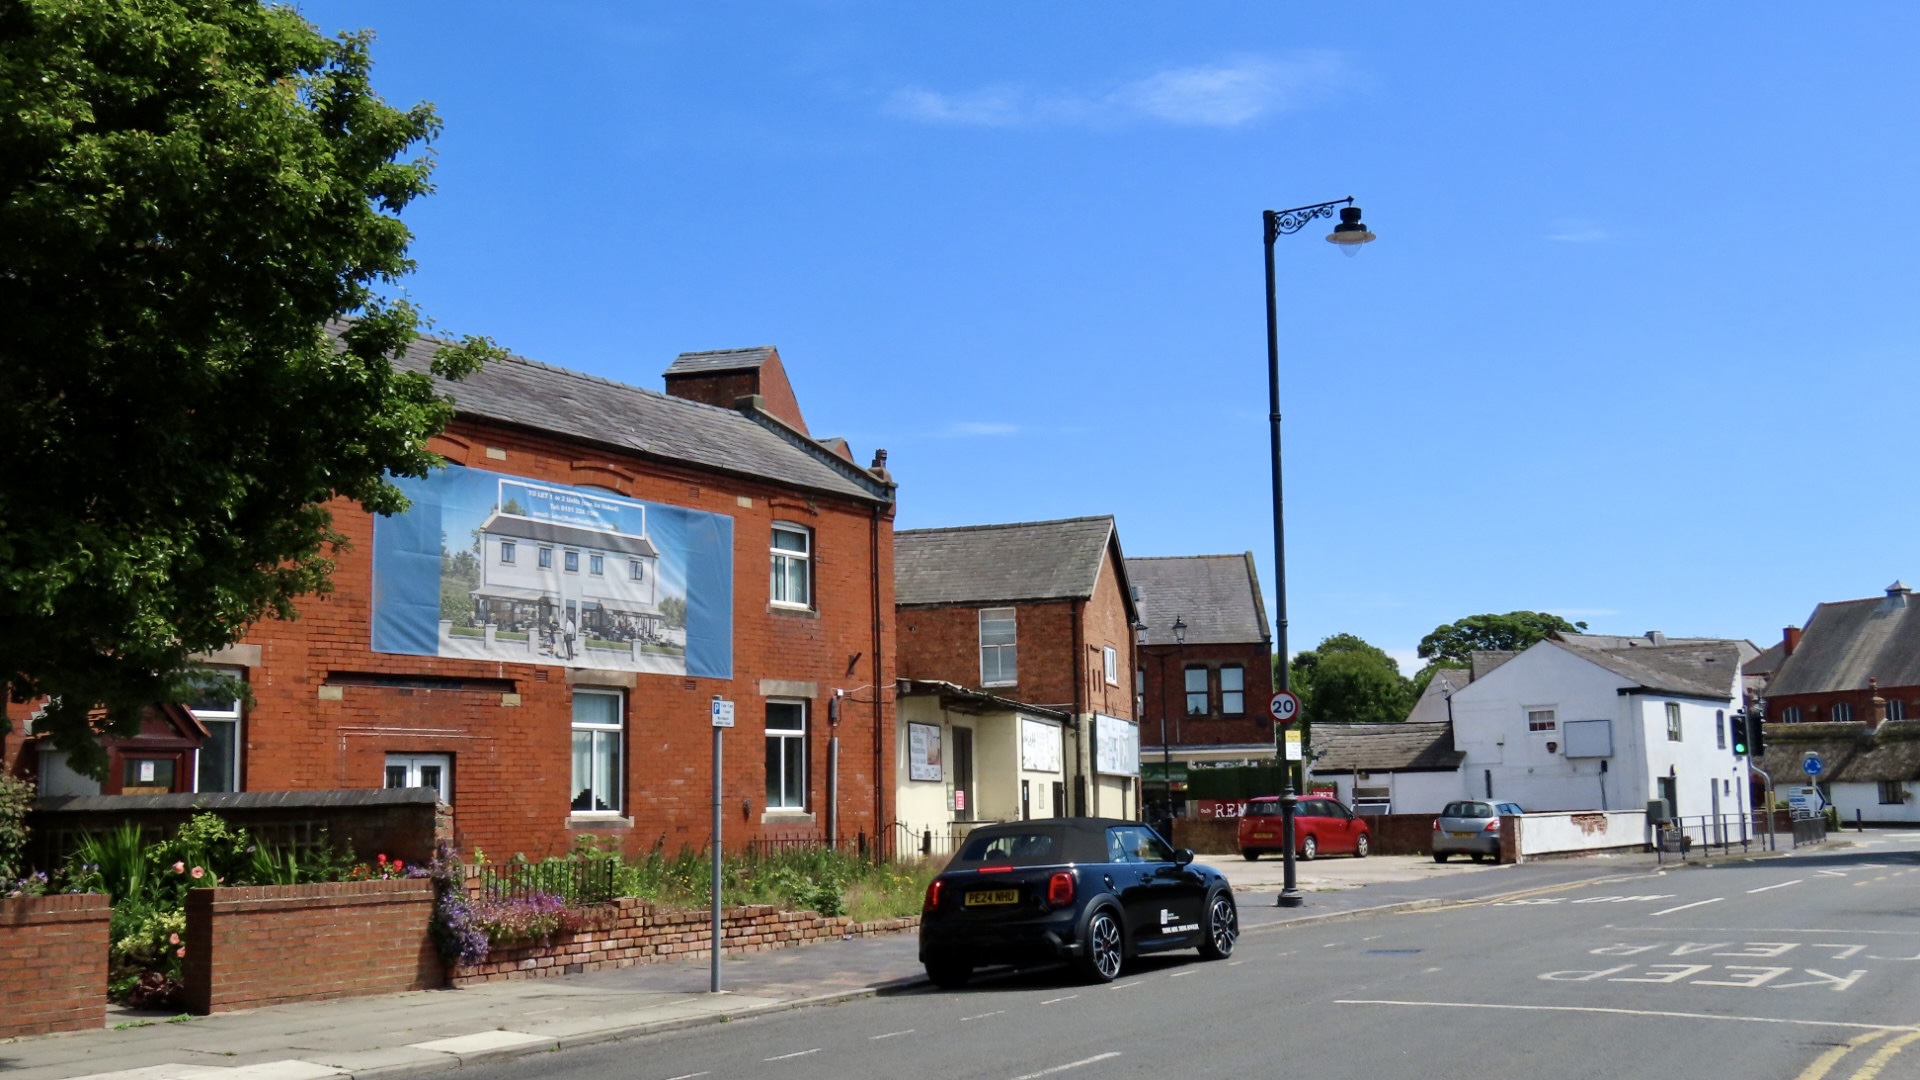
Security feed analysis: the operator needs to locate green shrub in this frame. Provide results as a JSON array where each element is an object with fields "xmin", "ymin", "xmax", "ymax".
[{"xmin": 0, "ymin": 775, "xmax": 31, "ymax": 879}]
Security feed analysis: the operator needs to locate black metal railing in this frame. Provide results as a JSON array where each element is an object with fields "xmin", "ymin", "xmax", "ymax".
[{"xmin": 472, "ymin": 858, "xmax": 618, "ymax": 905}]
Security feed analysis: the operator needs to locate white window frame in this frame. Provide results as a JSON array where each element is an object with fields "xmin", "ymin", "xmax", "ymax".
[
  {"xmin": 1890, "ymin": 699, "xmax": 1908, "ymax": 722},
  {"xmin": 766, "ymin": 700, "xmax": 808, "ymax": 811},
  {"xmin": 538, "ymin": 546, "xmax": 553, "ymax": 569},
  {"xmin": 564, "ymin": 549, "xmax": 580, "ymax": 574},
  {"xmin": 571, "ymin": 689, "xmax": 624, "ymax": 815},
  {"xmin": 629, "ymin": 558, "xmax": 645, "ymax": 581},
  {"xmin": 500, "ymin": 539, "xmax": 517, "ymax": 565},
  {"xmin": 980, "ymin": 608, "xmax": 1017, "ymax": 687},
  {"xmin": 589, "ymin": 552, "xmax": 605, "ymax": 576},
  {"xmin": 1528, "ymin": 709, "xmax": 1557, "ymax": 732},
  {"xmin": 188, "ymin": 666, "xmax": 244, "ymax": 794},
  {"xmin": 385, "ymin": 753, "xmax": 452, "ymax": 802},
  {"xmin": 1665, "ymin": 701, "xmax": 1683, "ymax": 742},
  {"xmin": 1832, "ymin": 702, "xmax": 1854, "ymax": 723},
  {"xmin": 1716, "ymin": 709, "xmax": 1726, "ymax": 749},
  {"xmin": 770, "ymin": 523, "xmax": 813, "ymax": 609},
  {"xmin": 1220, "ymin": 665, "xmax": 1245, "ymax": 715},
  {"xmin": 1780, "ymin": 705, "xmax": 1803, "ymax": 723},
  {"xmin": 1103, "ymin": 646, "xmax": 1118, "ymax": 686}
]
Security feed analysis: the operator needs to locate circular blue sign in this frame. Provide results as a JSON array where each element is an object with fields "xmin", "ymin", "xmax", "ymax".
[{"xmin": 1803, "ymin": 753, "xmax": 1823, "ymax": 776}]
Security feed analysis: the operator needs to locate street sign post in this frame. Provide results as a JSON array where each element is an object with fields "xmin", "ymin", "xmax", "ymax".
[
  {"xmin": 710, "ymin": 696, "xmax": 733, "ymax": 992},
  {"xmin": 1269, "ymin": 690, "xmax": 1300, "ymax": 725},
  {"xmin": 1803, "ymin": 752, "xmax": 1823, "ymax": 778}
]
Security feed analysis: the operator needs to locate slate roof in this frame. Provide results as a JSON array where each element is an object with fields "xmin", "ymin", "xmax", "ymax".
[
  {"xmin": 664, "ymin": 346, "xmax": 776, "ymax": 375},
  {"xmin": 1308, "ymin": 722, "xmax": 1463, "ymax": 773},
  {"xmin": 1404, "ymin": 666, "xmax": 1469, "ymax": 723},
  {"xmin": 1552, "ymin": 638, "xmax": 1741, "ymax": 701},
  {"xmin": 1756, "ymin": 720, "xmax": 1920, "ymax": 783},
  {"xmin": 1472, "ymin": 651, "xmax": 1517, "ymax": 680},
  {"xmin": 1125, "ymin": 554, "xmax": 1269, "ymax": 646},
  {"xmin": 384, "ymin": 333, "xmax": 888, "ymax": 505},
  {"xmin": 1763, "ymin": 586, "xmax": 1920, "ymax": 696},
  {"xmin": 1744, "ymin": 640, "xmax": 1789, "ymax": 679},
  {"xmin": 1558, "ymin": 632, "xmax": 1759, "ymax": 667},
  {"xmin": 895, "ymin": 517, "xmax": 1122, "ymax": 607}
]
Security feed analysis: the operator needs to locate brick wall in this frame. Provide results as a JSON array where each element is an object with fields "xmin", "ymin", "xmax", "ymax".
[
  {"xmin": 183, "ymin": 879, "xmax": 441, "ymax": 1014},
  {"xmin": 230, "ymin": 414, "xmax": 896, "ymax": 861},
  {"xmin": 0, "ymin": 893, "xmax": 110, "ymax": 1037},
  {"xmin": 1141, "ymin": 640, "xmax": 1275, "ymax": 750},
  {"xmin": 448, "ymin": 898, "xmax": 917, "ymax": 986}
]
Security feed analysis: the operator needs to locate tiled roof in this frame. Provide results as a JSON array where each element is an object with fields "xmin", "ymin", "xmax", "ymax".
[
  {"xmin": 1756, "ymin": 720, "xmax": 1920, "ymax": 783},
  {"xmin": 1125, "ymin": 554, "xmax": 1269, "ymax": 646},
  {"xmin": 1309, "ymin": 722, "xmax": 1463, "ymax": 773},
  {"xmin": 1764, "ymin": 587, "xmax": 1920, "ymax": 696},
  {"xmin": 385, "ymin": 334, "xmax": 888, "ymax": 505},
  {"xmin": 1745, "ymin": 639, "xmax": 1789, "ymax": 678},
  {"xmin": 664, "ymin": 346, "xmax": 777, "ymax": 375},
  {"xmin": 896, "ymin": 516, "xmax": 1119, "ymax": 606},
  {"xmin": 1553, "ymin": 638, "xmax": 1741, "ymax": 700},
  {"xmin": 1558, "ymin": 632, "xmax": 1759, "ymax": 667},
  {"xmin": 1472, "ymin": 651, "xmax": 1517, "ymax": 680},
  {"xmin": 1404, "ymin": 666, "xmax": 1469, "ymax": 723}
]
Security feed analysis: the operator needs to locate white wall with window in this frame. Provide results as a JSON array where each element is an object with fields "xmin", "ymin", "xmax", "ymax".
[
  {"xmin": 979, "ymin": 608, "xmax": 1017, "ymax": 687},
  {"xmin": 571, "ymin": 689, "xmax": 624, "ymax": 815},
  {"xmin": 189, "ymin": 667, "xmax": 245, "ymax": 793},
  {"xmin": 771, "ymin": 524, "xmax": 812, "ymax": 608},
  {"xmin": 765, "ymin": 700, "xmax": 808, "ymax": 812},
  {"xmin": 385, "ymin": 753, "xmax": 452, "ymax": 802}
]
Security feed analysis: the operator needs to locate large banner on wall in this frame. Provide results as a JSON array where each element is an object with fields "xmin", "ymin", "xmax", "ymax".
[
  {"xmin": 1094, "ymin": 713, "xmax": 1139, "ymax": 777},
  {"xmin": 371, "ymin": 465, "xmax": 734, "ymax": 678}
]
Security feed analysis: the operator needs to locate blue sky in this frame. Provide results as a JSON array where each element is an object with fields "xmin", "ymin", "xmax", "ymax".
[{"xmin": 296, "ymin": 2, "xmax": 1920, "ymax": 675}]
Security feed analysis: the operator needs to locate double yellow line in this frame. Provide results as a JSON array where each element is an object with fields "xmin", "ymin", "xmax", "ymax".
[{"xmin": 1798, "ymin": 1029, "xmax": 1920, "ymax": 1080}]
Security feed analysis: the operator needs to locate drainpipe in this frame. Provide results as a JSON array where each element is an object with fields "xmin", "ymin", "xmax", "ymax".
[
  {"xmin": 1072, "ymin": 598, "xmax": 1087, "ymax": 816},
  {"xmin": 870, "ymin": 503, "xmax": 886, "ymax": 837}
]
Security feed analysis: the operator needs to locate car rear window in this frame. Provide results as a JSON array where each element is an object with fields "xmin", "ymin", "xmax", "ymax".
[
  {"xmin": 951, "ymin": 827, "xmax": 1067, "ymax": 868},
  {"xmin": 1246, "ymin": 801, "xmax": 1283, "ymax": 817},
  {"xmin": 1444, "ymin": 802, "xmax": 1493, "ymax": 817}
]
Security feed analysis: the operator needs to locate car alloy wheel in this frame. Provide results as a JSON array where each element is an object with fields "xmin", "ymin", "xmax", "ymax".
[
  {"xmin": 1078, "ymin": 908, "xmax": 1124, "ymax": 983},
  {"xmin": 1301, "ymin": 835, "xmax": 1318, "ymax": 861},
  {"xmin": 1199, "ymin": 894, "xmax": 1237, "ymax": 960},
  {"xmin": 1354, "ymin": 834, "xmax": 1370, "ymax": 858}
]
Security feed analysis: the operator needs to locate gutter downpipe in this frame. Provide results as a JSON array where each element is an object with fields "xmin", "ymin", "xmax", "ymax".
[
  {"xmin": 871, "ymin": 503, "xmax": 886, "ymax": 848},
  {"xmin": 1073, "ymin": 598, "xmax": 1087, "ymax": 817}
]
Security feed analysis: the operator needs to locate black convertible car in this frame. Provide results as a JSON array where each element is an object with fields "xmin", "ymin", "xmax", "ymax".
[{"xmin": 918, "ymin": 817, "xmax": 1238, "ymax": 988}]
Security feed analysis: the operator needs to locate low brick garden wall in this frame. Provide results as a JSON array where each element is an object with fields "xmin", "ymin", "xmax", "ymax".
[
  {"xmin": 184, "ymin": 879, "xmax": 442, "ymax": 1014},
  {"xmin": 449, "ymin": 898, "xmax": 918, "ymax": 986},
  {"xmin": 0, "ymin": 893, "xmax": 110, "ymax": 1038}
]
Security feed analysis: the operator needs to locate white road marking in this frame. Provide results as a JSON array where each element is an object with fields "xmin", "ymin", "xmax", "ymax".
[
  {"xmin": 1749, "ymin": 880, "xmax": 1802, "ymax": 893},
  {"xmin": 1337, "ymin": 999, "xmax": 1919, "ymax": 1032},
  {"xmin": 870, "ymin": 1030, "xmax": 914, "ymax": 1040},
  {"xmin": 1108, "ymin": 981, "xmax": 1141, "ymax": 991},
  {"xmin": 1008, "ymin": 1052, "xmax": 1124, "ymax": 1080},
  {"xmin": 1816, "ymin": 870, "xmax": 1848, "ymax": 877},
  {"xmin": 960, "ymin": 1011, "xmax": 1005, "ymax": 1022},
  {"xmin": 664, "ymin": 1074, "xmax": 710, "ymax": 1080},
  {"xmin": 1040, "ymin": 995, "xmax": 1079, "ymax": 1005},
  {"xmin": 1652, "ymin": 898, "xmax": 1723, "ymax": 916},
  {"xmin": 764, "ymin": 1049, "xmax": 821, "ymax": 1061},
  {"xmin": 1226, "ymin": 960, "xmax": 1245, "ymax": 966},
  {"xmin": 1169, "ymin": 971, "xmax": 1193, "ymax": 978}
]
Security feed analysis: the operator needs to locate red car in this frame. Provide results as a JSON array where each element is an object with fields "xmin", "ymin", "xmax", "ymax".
[{"xmin": 1237, "ymin": 795, "xmax": 1372, "ymax": 860}]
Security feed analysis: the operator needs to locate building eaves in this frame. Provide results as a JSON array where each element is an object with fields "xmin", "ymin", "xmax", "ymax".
[{"xmin": 895, "ymin": 679, "xmax": 1071, "ymax": 721}]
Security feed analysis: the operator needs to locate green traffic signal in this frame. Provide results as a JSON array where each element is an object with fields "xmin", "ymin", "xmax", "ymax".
[{"xmin": 1732, "ymin": 709, "xmax": 1749, "ymax": 755}]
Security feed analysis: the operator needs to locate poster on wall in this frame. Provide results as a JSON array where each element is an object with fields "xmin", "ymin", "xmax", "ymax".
[
  {"xmin": 371, "ymin": 464, "xmax": 734, "ymax": 677},
  {"xmin": 1020, "ymin": 716, "xmax": 1062, "ymax": 773},
  {"xmin": 1093, "ymin": 713, "xmax": 1139, "ymax": 777},
  {"xmin": 908, "ymin": 722, "xmax": 944, "ymax": 781}
]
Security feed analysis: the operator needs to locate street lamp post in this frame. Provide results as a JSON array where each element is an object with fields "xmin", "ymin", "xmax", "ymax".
[
  {"xmin": 1164, "ymin": 616, "xmax": 1186, "ymax": 821},
  {"xmin": 1264, "ymin": 197, "xmax": 1375, "ymax": 908}
]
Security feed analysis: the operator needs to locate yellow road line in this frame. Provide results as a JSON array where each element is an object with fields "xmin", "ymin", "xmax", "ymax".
[
  {"xmin": 1851, "ymin": 1029, "xmax": 1920, "ymax": 1080},
  {"xmin": 1795, "ymin": 1030, "xmax": 1889, "ymax": 1080}
]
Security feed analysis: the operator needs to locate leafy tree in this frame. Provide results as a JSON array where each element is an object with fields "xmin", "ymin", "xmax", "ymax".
[
  {"xmin": 1416, "ymin": 611, "xmax": 1588, "ymax": 668},
  {"xmin": 1287, "ymin": 633, "xmax": 1413, "ymax": 727},
  {"xmin": 0, "ymin": 0, "xmax": 502, "ymax": 775},
  {"xmin": 659, "ymin": 596, "xmax": 687, "ymax": 630},
  {"xmin": 1409, "ymin": 661, "xmax": 1470, "ymax": 702}
]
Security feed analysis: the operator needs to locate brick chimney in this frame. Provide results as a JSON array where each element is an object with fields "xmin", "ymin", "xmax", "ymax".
[
  {"xmin": 663, "ymin": 346, "xmax": 810, "ymax": 434},
  {"xmin": 1783, "ymin": 626, "xmax": 1802, "ymax": 656},
  {"xmin": 1868, "ymin": 676, "xmax": 1887, "ymax": 730}
]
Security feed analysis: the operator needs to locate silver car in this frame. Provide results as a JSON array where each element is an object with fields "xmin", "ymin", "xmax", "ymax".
[{"xmin": 1431, "ymin": 800, "xmax": 1523, "ymax": 863}]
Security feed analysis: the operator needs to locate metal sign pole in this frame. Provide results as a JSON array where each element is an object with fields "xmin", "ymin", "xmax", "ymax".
[{"xmin": 710, "ymin": 696, "xmax": 734, "ymax": 993}]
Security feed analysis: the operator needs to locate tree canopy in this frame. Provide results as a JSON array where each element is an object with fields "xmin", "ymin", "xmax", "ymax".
[
  {"xmin": 0, "ymin": 0, "xmax": 500, "ymax": 774},
  {"xmin": 1288, "ymin": 633, "xmax": 1413, "ymax": 727},
  {"xmin": 1416, "ymin": 611, "xmax": 1588, "ymax": 668}
]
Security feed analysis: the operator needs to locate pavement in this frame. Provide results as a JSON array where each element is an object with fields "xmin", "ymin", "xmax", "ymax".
[{"xmin": 0, "ymin": 836, "xmax": 1811, "ymax": 1080}]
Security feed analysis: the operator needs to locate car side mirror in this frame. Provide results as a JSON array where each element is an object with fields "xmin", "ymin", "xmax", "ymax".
[{"xmin": 1173, "ymin": 848, "xmax": 1194, "ymax": 867}]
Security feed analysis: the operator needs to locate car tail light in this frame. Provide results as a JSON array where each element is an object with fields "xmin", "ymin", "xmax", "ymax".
[
  {"xmin": 924, "ymin": 879, "xmax": 945, "ymax": 912},
  {"xmin": 1485, "ymin": 817, "xmax": 1501, "ymax": 832},
  {"xmin": 1047, "ymin": 871, "xmax": 1075, "ymax": 907},
  {"xmin": 1432, "ymin": 818, "xmax": 1442, "ymax": 831}
]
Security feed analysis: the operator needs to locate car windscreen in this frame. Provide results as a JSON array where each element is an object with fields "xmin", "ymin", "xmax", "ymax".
[
  {"xmin": 1245, "ymin": 802, "xmax": 1283, "ymax": 817},
  {"xmin": 1442, "ymin": 802, "xmax": 1493, "ymax": 817},
  {"xmin": 949, "ymin": 826, "xmax": 1068, "ymax": 868}
]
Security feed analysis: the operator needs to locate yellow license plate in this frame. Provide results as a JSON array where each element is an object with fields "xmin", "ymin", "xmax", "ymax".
[
  {"xmin": 965, "ymin": 889, "xmax": 1019, "ymax": 906},
  {"xmin": 1451, "ymin": 831, "xmax": 1477, "ymax": 838},
  {"xmin": 1252, "ymin": 832, "xmax": 1274, "ymax": 840}
]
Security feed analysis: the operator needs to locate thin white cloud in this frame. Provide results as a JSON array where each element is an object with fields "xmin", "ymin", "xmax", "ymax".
[
  {"xmin": 1547, "ymin": 220, "xmax": 1610, "ymax": 243},
  {"xmin": 944, "ymin": 421, "xmax": 1019, "ymax": 437},
  {"xmin": 887, "ymin": 52, "xmax": 1351, "ymax": 129}
]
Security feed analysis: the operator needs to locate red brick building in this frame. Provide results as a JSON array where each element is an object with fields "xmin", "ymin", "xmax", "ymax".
[
  {"xmin": 893, "ymin": 517, "xmax": 1140, "ymax": 819},
  {"xmin": 9, "ymin": 338, "xmax": 898, "ymax": 860},
  {"xmin": 1761, "ymin": 581, "xmax": 1920, "ymax": 729},
  {"xmin": 1126, "ymin": 554, "xmax": 1276, "ymax": 812}
]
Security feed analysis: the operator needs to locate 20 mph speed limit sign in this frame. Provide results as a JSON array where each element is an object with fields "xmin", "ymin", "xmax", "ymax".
[{"xmin": 1269, "ymin": 691, "xmax": 1300, "ymax": 724}]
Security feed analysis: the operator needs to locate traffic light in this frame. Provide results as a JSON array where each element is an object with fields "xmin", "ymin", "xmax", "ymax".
[
  {"xmin": 1731, "ymin": 710, "xmax": 1750, "ymax": 755},
  {"xmin": 1749, "ymin": 709, "xmax": 1766, "ymax": 755}
]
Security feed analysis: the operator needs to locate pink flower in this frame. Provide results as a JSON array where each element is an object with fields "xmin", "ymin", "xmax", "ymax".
[
  {"xmin": 176, "ymin": 947, "xmax": 186, "ymax": 958},
  {"xmin": 392, "ymin": 860, "xmax": 404, "ymax": 872},
  {"xmin": 173, "ymin": 861, "xmax": 186, "ymax": 874},
  {"xmin": 190, "ymin": 866, "xmax": 205, "ymax": 880},
  {"xmin": 377, "ymin": 854, "xmax": 388, "ymax": 865},
  {"xmin": 169, "ymin": 933, "xmax": 180, "ymax": 945}
]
